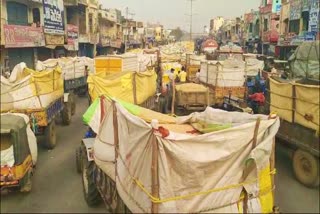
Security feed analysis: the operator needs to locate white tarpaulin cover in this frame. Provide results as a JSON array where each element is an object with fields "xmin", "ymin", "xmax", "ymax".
[
  {"xmin": 200, "ymin": 59, "xmax": 246, "ymax": 87},
  {"xmin": 1, "ymin": 63, "xmax": 63, "ymax": 111},
  {"xmin": 87, "ymin": 97, "xmax": 279, "ymax": 213},
  {"xmin": 36, "ymin": 57, "xmax": 94, "ymax": 80},
  {"xmin": 245, "ymin": 58, "xmax": 264, "ymax": 76}
]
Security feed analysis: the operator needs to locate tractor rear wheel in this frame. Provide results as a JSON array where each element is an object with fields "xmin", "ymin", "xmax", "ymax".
[
  {"xmin": 44, "ymin": 121, "xmax": 56, "ymax": 149},
  {"xmin": 61, "ymin": 101, "xmax": 72, "ymax": 125},
  {"xmin": 293, "ymin": 149, "xmax": 319, "ymax": 188},
  {"xmin": 82, "ymin": 158, "xmax": 101, "ymax": 206}
]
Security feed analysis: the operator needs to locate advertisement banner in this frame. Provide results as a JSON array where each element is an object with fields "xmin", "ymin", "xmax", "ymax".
[
  {"xmin": 67, "ymin": 24, "xmax": 79, "ymax": 50},
  {"xmin": 4, "ymin": 24, "xmax": 45, "ymax": 48},
  {"xmin": 43, "ymin": 0, "xmax": 65, "ymax": 35},
  {"xmin": 309, "ymin": 0, "xmax": 319, "ymax": 32},
  {"xmin": 290, "ymin": 0, "xmax": 302, "ymax": 20}
]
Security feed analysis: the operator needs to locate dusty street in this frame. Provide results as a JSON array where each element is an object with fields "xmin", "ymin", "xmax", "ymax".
[{"xmin": 1, "ymin": 97, "xmax": 319, "ymax": 213}]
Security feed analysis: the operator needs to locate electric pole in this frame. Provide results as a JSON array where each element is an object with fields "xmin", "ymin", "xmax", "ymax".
[{"xmin": 186, "ymin": 0, "xmax": 197, "ymax": 41}]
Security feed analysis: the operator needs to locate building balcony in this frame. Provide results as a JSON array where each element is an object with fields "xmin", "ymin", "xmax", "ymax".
[
  {"xmin": 260, "ymin": 4, "xmax": 272, "ymax": 14},
  {"xmin": 262, "ymin": 30, "xmax": 279, "ymax": 43},
  {"xmin": 64, "ymin": 0, "xmax": 78, "ymax": 6}
]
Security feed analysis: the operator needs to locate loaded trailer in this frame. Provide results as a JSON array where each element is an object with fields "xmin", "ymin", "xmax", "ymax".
[
  {"xmin": 79, "ymin": 96, "xmax": 281, "ymax": 213},
  {"xmin": 1, "ymin": 64, "xmax": 73, "ymax": 149},
  {"xmin": 264, "ymin": 41, "xmax": 320, "ymax": 187},
  {"xmin": 36, "ymin": 57, "xmax": 95, "ymax": 115}
]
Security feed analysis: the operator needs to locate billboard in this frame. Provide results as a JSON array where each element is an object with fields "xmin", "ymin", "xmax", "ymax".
[
  {"xmin": 4, "ymin": 25, "xmax": 45, "ymax": 48},
  {"xmin": 309, "ymin": 0, "xmax": 319, "ymax": 32},
  {"xmin": 272, "ymin": 0, "xmax": 282, "ymax": 13},
  {"xmin": 67, "ymin": 24, "xmax": 79, "ymax": 50},
  {"xmin": 43, "ymin": 0, "xmax": 65, "ymax": 35}
]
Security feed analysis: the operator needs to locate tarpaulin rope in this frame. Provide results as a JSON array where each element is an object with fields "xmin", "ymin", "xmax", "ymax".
[{"xmin": 115, "ymin": 143, "xmax": 276, "ymax": 204}]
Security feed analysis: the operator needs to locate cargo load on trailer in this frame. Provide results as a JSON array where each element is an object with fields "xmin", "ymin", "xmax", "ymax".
[
  {"xmin": 87, "ymin": 70, "xmax": 158, "ymax": 109},
  {"xmin": 1, "ymin": 62, "xmax": 73, "ymax": 149},
  {"xmin": 265, "ymin": 41, "xmax": 319, "ymax": 188},
  {"xmin": 199, "ymin": 59, "xmax": 246, "ymax": 105},
  {"xmin": 80, "ymin": 96, "xmax": 280, "ymax": 213}
]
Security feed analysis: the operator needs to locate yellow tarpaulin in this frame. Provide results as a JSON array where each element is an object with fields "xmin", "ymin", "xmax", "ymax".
[{"xmin": 88, "ymin": 70, "xmax": 157, "ymax": 105}]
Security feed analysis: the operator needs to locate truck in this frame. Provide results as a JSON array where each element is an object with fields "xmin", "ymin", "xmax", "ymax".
[
  {"xmin": 78, "ymin": 96, "xmax": 280, "ymax": 213},
  {"xmin": 1, "ymin": 63, "xmax": 73, "ymax": 149}
]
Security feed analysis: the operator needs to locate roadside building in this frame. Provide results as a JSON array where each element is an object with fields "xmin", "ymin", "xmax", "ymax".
[
  {"xmin": 279, "ymin": 0, "xmax": 319, "ymax": 45},
  {"xmin": 97, "ymin": 8, "xmax": 122, "ymax": 55},
  {"xmin": 259, "ymin": 0, "xmax": 280, "ymax": 55},
  {"xmin": 210, "ymin": 16, "xmax": 224, "ymax": 36},
  {"xmin": 77, "ymin": 0, "xmax": 99, "ymax": 58},
  {"xmin": 243, "ymin": 10, "xmax": 260, "ymax": 52},
  {"xmin": 1, "ymin": 0, "xmax": 45, "ymax": 71}
]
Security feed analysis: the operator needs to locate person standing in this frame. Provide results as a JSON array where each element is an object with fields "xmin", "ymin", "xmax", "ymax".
[{"xmin": 178, "ymin": 68, "xmax": 187, "ymax": 83}]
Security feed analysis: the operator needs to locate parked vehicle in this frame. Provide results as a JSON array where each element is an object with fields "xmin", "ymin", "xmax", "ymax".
[
  {"xmin": 1, "ymin": 113, "xmax": 37, "ymax": 192},
  {"xmin": 1, "ymin": 64, "xmax": 73, "ymax": 149}
]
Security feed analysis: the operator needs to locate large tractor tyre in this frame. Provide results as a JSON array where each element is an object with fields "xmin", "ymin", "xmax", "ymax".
[
  {"xmin": 293, "ymin": 149, "xmax": 319, "ymax": 188},
  {"xmin": 82, "ymin": 158, "xmax": 101, "ymax": 206},
  {"xmin": 61, "ymin": 101, "xmax": 72, "ymax": 125},
  {"xmin": 70, "ymin": 93, "xmax": 76, "ymax": 116},
  {"xmin": 44, "ymin": 121, "xmax": 57, "ymax": 149},
  {"xmin": 20, "ymin": 169, "xmax": 33, "ymax": 193}
]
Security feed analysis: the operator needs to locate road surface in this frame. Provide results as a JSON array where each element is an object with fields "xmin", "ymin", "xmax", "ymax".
[{"xmin": 1, "ymin": 96, "xmax": 319, "ymax": 213}]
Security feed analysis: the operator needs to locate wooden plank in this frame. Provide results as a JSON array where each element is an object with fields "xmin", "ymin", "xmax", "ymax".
[
  {"xmin": 151, "ymin": 136, "xmax": 159, "ymax": 213},
  {"xmin": 112, "ymin": 101, "xmax": 119, "ymax": 177}
]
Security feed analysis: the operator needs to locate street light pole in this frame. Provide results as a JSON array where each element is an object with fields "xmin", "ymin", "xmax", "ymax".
[{"xmin": 186, "ymin": 0, "xmax": 196, "ymax": 41}]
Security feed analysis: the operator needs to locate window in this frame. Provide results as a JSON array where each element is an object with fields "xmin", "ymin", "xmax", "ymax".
[
  {"xmin": 32, "ymin": 8, "xmax": 40, "ymax": 26},
  {"xmin": 89, "ymin": 14, "xmax": 93, "ymax": 33},
  {"xmin": 79, "ymin": 6, "xmax": 87, "ymax": 34},
  {"xmin": 249, "ymin": 23, "xmax": 253, "ymax": 33},
  {"xmin": 264, "ymin": 18, "xmax": 269, "ymax": 32},
  {"xmin": 7, "ymin": 2, "xmax": 28, "ymax": 25},
  {"xmin": 302, "ymin": 11, "xmax": 309, "ymax": 31},
  {"xmin": 289, "ymin": 20, "xmax": 300, "ymax": 34}
]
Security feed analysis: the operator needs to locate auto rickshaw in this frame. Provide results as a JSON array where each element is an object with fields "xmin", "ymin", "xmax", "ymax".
[{"xmin": 0, "ymin": 114, "xmax": 37, "ymax": 193}]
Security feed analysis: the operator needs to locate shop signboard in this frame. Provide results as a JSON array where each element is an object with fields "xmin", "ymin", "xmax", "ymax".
[
  {"xmin": 272, "ymin": 0, "xmax": 282, "ymax": 13},
  {"xmin": 309, "ymin": 0, "xmax": 319, "ymax": 32},
  {"xmin": 4, "ymin": 24, "xmax": 45, "ymax": 48},
  {"xmin": 43, "ymin": 0, "xmax": 65, "ymax": 35},
  {"xmin": 290, "ymin": 0, "xmax": 302, "ymax": 20},
  {"xmin": 302, "ymin": 0, "xmax": 310, "ymax": 11},
  {"xmin": 67, "ymin": 24, "xmax": 79, "ymax": 50},
  {"xmin": 45, "ymin": 34, "xmax": 64, "ymax": 45}
]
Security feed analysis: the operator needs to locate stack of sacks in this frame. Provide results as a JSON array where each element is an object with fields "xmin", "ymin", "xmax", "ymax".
[{"xmin": 36, "ymin": 57, "xmax": 94, "ymax": 80}]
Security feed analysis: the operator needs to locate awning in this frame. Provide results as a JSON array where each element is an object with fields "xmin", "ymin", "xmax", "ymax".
[{"xmin": 45, "ymin": 45, "xmax": 57, "ymax": 49}]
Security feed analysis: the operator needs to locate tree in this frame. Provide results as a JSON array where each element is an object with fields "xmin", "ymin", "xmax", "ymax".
[{"xmin": 170, "ymin": 27, "xmax": 184, "ymax": 41}]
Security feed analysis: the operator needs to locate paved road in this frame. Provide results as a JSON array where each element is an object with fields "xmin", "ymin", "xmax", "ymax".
[{"xmin": 1, "ymin": 96, "xmax": 319, "ymax": 213}]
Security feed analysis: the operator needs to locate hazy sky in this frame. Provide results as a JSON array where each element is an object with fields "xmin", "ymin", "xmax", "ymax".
[{"xmin": 101, "ymin": 0, "xmax": 260, "ymax": 32}]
